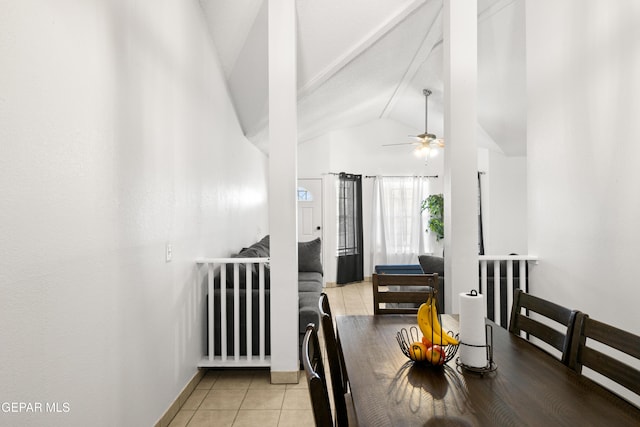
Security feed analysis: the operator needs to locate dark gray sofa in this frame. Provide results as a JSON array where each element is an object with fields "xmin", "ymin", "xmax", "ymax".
[{"xmin": 209, "ymin": 236, "xmax": 323, "ymax": 361}]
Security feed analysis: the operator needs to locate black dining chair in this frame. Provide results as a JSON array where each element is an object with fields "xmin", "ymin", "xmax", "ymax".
[
  {"xmin": 567, "ymin": 312, "xmax": 640, "ymax": 399},
  {"xmin": 372, "ymin": 273, "xmax": 441, "ymax": 314},
  {"xmin": 302, "ymin": 323, "xmax": 334, "ymax": 427},
  {"xmin": 508, "ymin": 288, "xmax": 579, "ymax": 364},
  {"xmin": 319, "ymin": 293, "xmax": 355, "ymax": 427}
]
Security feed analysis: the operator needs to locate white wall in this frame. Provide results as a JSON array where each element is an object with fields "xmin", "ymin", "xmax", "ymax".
[
  {"xmin": 484, "ymin": 150, "xmax": 527, "ymax": 254},
  {"xmin": 0, "ymin": 1, "xmax": 268, "ymax": 426},
  {"xmin": 527, "ymin": 0, "xmax": 640, "ymax": 405}
]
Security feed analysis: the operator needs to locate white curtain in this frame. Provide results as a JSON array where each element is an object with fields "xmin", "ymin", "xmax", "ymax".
[{"xmin": 370, "ymin": 176, "xmax": 431, "ymax": 268}]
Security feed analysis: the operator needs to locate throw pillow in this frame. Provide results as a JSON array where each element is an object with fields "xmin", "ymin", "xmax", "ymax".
[
  {"xmin": 418, "ymin": 255, "xmax": 445, "ymax": 276},
  {"xmin": 298, "ymin": 238, "xmax": 323, "ymax": 274}
]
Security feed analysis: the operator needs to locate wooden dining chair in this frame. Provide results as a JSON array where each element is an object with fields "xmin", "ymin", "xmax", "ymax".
[
  {"xmin": 302, "ymin": 323, "xmax": 334, "ymax": 427},
  {"xmin": 508, "ymin": 288, "xmax": 579, "ymax": 364},
  {"xmin": 319, "ymin": 293, "xmax": 356, "ymax": 427},
  {"xmin": 372, "ymin": 273, "xmax": 441, "ymax": 314},
  {"xmin": 568, "ymin": 312, "xmax": 640, "ymax": 398}
]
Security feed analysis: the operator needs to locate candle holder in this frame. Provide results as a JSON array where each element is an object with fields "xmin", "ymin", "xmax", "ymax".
[{"xmin": 455, "ymin": 324, "xmax": 497, "ymax": 375}]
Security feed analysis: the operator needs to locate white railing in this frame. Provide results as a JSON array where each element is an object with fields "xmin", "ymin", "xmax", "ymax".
[
  {"xmin": 479, "ymin": 255, "xmax": 539, "ymax": 328},
  {"xmin": 196, "ymin": 257, "xmax": 270, "ymax": 367}
]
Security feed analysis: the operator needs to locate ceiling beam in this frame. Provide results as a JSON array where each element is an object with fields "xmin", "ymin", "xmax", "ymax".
[
  {"xmin": 379, "ymin": 5, "xmax": 443, "ymax": 119},
  {"xmin": 297, "ymin": 0, "xmax": 428, "ymax": 100},
  {"xmin": 247, "ymin": 0, "xmax": 428, "ymax": 141},
  {"xmin": 478, "ymin": 0, "xmax": 517, "ymax": 23}
]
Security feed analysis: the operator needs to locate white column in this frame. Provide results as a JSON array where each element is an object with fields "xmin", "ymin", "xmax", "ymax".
[
  {"xmin": 268, "ymin": 0, "xmax": 299, "ymax": 383},
  {"xmin": 443, "ymin": 0, "xmax": 478, "ymax": 314}
]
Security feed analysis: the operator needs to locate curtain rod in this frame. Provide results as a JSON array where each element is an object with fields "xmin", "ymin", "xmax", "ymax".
[
  {"xmin": 365, "ymin": 175, "xmax": 439, "ymax": 179},
  {"xmin": 323, "ymin": 172, "xmax": 439, "ymax": 178},
  {"xmin": 325, "ymin": 172, "xmax": 484, "ymax": 177}
]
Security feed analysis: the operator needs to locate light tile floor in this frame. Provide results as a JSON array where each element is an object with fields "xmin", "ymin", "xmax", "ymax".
[{"xmin": 168, "ymin": 280, "xmax": 373, "ymax": 427}]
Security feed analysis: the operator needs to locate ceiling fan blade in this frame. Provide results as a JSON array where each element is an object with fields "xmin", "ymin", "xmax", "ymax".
[{"xmin": 382, "ymin": 142, "xmax": 419, "ymax": 147}]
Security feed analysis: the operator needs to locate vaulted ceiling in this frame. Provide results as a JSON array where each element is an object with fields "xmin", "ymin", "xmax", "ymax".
[{"xmin": 199, "ymin": 0, "xmax": 526, "ymax": 156}]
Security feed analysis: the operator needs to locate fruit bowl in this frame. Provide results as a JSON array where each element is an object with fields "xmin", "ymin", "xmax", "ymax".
[{"xmin": 396, "ymin": 326, "xmax": 459, "ymax": 366}]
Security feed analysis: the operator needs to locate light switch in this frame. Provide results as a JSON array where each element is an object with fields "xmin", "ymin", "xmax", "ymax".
[{"xmin": 166, "ymin": 243, "xmax": 172, "ymax": 262}]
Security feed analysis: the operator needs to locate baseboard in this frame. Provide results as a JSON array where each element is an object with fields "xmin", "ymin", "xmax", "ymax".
[
  {"xmin": 154, "ymin": 369, "xmax": 206, "ymax": 427},
  {"xmin": 270, "ymin": 370, "xmax": 300, "ymax": 384}
]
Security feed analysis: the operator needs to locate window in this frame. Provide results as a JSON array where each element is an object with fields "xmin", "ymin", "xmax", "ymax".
[
  {"xmin": 337, "ymin": 177, "xmax": 360, "ymax": 256},
  {"xmin": 371, "ymin": 176, "xmax": 430, "ymax": 266},
  {"xmin": 297, "ymin": 187, "xmax": 313, "ymax": 202}
]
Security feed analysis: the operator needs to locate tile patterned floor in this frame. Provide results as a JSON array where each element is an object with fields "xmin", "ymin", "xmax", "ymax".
[{"xmin": 167, "ymin": 280, "xmax": 373, "ymax": 427}]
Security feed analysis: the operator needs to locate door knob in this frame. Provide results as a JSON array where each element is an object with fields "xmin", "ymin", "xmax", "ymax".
[{"xmin": 316, "ymin": 226, "xmax": 321, "ymax": 230}]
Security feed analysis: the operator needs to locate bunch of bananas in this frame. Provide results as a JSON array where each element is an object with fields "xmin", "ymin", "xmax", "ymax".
[{"xmin": 417, "ymin": 296, "xmax": 459, "ymax": 347}]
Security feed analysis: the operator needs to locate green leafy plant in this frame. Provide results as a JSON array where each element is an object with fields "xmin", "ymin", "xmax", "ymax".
[{"xmin": 421, "ymin": 194, "xmax": 444, "ymax": 241}]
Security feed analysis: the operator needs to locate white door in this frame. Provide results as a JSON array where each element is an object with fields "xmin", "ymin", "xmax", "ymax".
[{"xmin": 297, "ymin": 178, "xmax": 323, "ymax": 243}]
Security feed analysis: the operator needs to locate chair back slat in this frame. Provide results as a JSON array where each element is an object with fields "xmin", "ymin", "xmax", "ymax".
[
  {"xmin": 302, "ymin": 324, "xmax": 334, "ymax": 427},
  {"xmin": 508, "ymin": 289, "xmax": 578, "ymax": 364},
  {"xmin": 569, "ymin": 313, "xmax": 640, "ymax": 397},
  {"xmin": 373, "ymin": 273, "xmax": 441, "ymax": 315},
  {"xmin": 516, "ymin": 316, "xmax": 567, "ymax": 352},
  {"xmin": 319, "ymin": 293, "xmax": 350, "ymax": 427},
  {"xmin": 583, "ymin": 318, "xmax": 640, "ymax": 360}
]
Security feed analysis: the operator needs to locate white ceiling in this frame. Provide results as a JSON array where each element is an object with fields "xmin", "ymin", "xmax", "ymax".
[{"xmin": 199, "ymin": 0, "xmax": 526, "ymax": 156}]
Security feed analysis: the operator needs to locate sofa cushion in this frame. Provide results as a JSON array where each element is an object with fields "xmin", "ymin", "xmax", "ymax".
[
  {"xmin": 298, "ymin": 238, "xmax": 323, "ymax": 274},
  {"xmin": 299, "ymin": 271, "xmax": 322, "ymax": 282},
  {"xmin": 299, "ymin": 281, "xmax": 322, "ymax": 294},
  {"xmin": 225, "ymin": 239, "xmax": 271, "ymax": 289},
  {"xmin": 298, "ymin": 305, "xmax": 321, "ymax": 334},
  {"xmin": 418, "ymin": 255, "xmax": 445, "ymax": 276}
]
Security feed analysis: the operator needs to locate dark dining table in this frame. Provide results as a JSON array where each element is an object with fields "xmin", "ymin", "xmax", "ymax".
[{"xmin": 336, "ymin": 314, "xmax": 640, "ymax": 427}]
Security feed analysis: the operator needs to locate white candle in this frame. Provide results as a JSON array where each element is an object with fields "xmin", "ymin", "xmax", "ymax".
[{"xmin": 459, "ymin": 290, "xmax": 487, "ymax": 368}]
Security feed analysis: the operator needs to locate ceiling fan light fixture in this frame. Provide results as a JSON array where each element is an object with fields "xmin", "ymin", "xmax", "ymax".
[
  {"xmin": 382, "ymin": 88, "xmax": 444, "ymax": 157},
  {"xmin": 414, "ymin": 141, "xmax": 432, "ymax": 158},
  {"xmin": 416, "ymin": 132, "xmax": 437, "ymax": 142},
  {"xmin": 414, "ymin": 146, "xmax": 429, "ymax": 158}
]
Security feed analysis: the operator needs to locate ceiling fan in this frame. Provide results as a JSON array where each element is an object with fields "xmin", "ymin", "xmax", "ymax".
[{"xmin": 384, "ymin": 89, "xmax": 444, "ymax": 158}]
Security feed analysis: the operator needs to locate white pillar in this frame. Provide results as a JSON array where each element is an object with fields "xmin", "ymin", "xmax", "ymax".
[
  {"xmin": 443, "ymin": 0, "xmax": 478, "ymax": 314},
  {"xmin": 268, "ymin": 0, "xmax": 299, "ymax": 383}
]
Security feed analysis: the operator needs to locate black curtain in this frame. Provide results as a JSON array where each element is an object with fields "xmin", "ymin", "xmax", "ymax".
[
  {"xmin": 337, "ymin": 173, "xmax": 364, "ymax": 285},
  {"xmin": 478, "ymin": 172, "xmax": 485, "ymax": 255}
]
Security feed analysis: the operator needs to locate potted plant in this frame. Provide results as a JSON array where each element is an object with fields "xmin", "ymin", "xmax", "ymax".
[{"xmin": 421, "ymin": 194, "xmax": 444, "ymax": 241}]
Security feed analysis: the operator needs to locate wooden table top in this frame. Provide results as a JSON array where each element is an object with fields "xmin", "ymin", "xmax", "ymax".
[{"xmin": 336, "ymin": 314, "xmax": 640, "ymax": 427}]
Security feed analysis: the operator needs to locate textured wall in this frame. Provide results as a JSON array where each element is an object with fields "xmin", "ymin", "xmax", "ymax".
[
  {"xmin": 526, "ymin": 0, "xmax": 640, "ymax": 406},
  {"xmin": 0, "ymin": 1, "xmax": 268, "ymax": 425}
]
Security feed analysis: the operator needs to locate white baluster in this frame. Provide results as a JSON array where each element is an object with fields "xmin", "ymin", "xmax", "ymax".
[
  {"xmin": 221, "ymin": 263, "xmax": 227, "ymax": 361},
  {"xmin": 480, "ymin": 260, "xmax": 488, "ymax": 296},
  {"xmin": 246, "ymin": 262, "xmax": 252, "ymax": 361},
  {"xmin": 519, "ymin": 259, "xmax": 527, "ymax": 293},
  {"xmin": 233, "ymin": 263, "xmax": 240, "ymax": 361},
  {"xmin": 506, "ymin": 260, "xmax": 513, "ymax": 329},
  {"xmin": 208, "ymin": 263, "xmax": 214, "ymax": 362},
  {"xmin": 259, "ymin": 262, "xmax": 266, "ymax": 361},
  {"xmin": 493, "ymin": 260, "xmax": 501, "ymax": 325}
]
